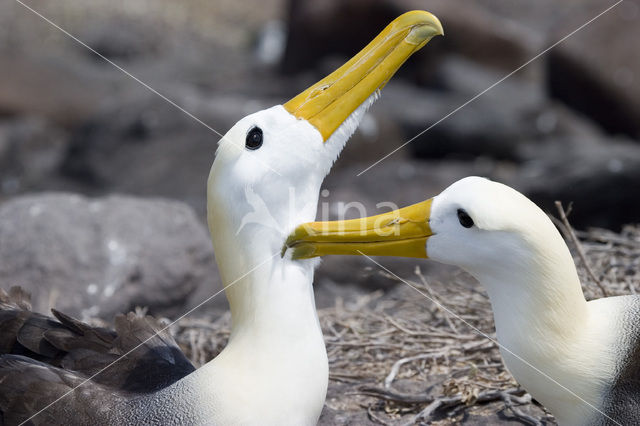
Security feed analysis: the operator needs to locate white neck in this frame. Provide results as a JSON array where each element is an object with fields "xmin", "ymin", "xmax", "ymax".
[
  {"xmin": 470, "ymin": 234, "xmax": 616, "ymax": 425},
  {"xmin": 190, "ymin": 189, "xmax": 327, "ymax": 424},
  {"xmin": 476, "ymin": 237, "xmax": 587, "ymax": 346}
]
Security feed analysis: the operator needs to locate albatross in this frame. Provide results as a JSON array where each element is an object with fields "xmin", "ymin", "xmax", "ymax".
[
  {"xmin": 285, "ymin": 176, "xmax": 640, "ymax": 425},
  {"xmin": 0, "ymin": 11, "xmax": 443, "ymax": 426}
]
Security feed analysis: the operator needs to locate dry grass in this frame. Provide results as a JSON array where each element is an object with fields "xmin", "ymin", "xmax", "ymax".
[{"xmin": 173, "ymin": 221, "xmax": 640, "ymax": 425}]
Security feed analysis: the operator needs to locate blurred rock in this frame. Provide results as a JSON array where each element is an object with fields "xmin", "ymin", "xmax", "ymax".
[
  {"xmin": 332, "ymin": 108, "xmax": 410, "ymax": 167},
  {"xmin": 283, "ymin": 0, "xmax": 542, "ymax": 79},
  {"xmin": 283, "ymin": 0, "xmax": 410, "ymax": 74},
  {"xmin": 78, "ymin": 16, "xmax": 164, "ymax": 62},
  {"xmin": 0, "ymin": 117, "xmax": 68, "ymax": 195},
  {"xmin": 380, "ymin": 64, "xmax": 544, "ymax": 161},
  {"xmin": 0, "ymin": 50, "xmax": 115, "ymax": 126},
  {"xmin": 378, "ymin": 66, "xmax": 620, "ymax": 164},
  {"xmin": 517, "ymin": 136, "xmax": 640, "ymax": 230},
  {"xmin": 0, "ymin": 193, "xmax": 222, "ymax": 320},
  {"xmin": 61, "ymin": 94, "xmax": 238, "ymax": 217},
  {"xmin": 548, "ymin": 0, "xmax": 640, "ymax": 139}
]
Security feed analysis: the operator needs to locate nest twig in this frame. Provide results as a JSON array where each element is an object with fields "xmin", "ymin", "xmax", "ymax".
[{"xmin": 554, "ymin": 201, "xmax": 608, "ymax": 297}]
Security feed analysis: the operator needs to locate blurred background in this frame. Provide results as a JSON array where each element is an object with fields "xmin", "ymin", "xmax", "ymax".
[{"xmin": 0, "ymin": 0, "xmax": 639, "ymax": 320}]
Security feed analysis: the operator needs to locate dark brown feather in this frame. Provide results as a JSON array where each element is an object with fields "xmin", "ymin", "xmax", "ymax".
[
  {"xmin": 16, "ymin": 316, "xmax": 66, "ymax": 358},
  {"xmin": 0, "ymin": 355, "xmax": 130, "ymax": 426},
  {"xmin": 0, "ymin": 286, "xmax": 196, "ymax": 425}
]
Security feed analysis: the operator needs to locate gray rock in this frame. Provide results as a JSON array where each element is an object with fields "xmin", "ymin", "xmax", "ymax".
[
  {"xmin": 60, "ymin": 92, "xmax": 282, "ymax": 219},
  {"xmin": 0, "ymin": 50, "xmax": 115, "ymax": 126},
  {"xmin": 0, "ymin": 193, "xmax": 222, "ymax": 320},
  {"xmin": 78, "ymin": 15, "xmax": 164, "ymax": 62},
  {"xmin": 548, "ymin": 0, "xmax": 640, "ymax": 139},
  {"xmin": 517, "ymin": 136, "xmax": 640, "ymax": 230},
  {"xmin": 380, "ymin": 67, "xmax": 544, "ymax": 162}
]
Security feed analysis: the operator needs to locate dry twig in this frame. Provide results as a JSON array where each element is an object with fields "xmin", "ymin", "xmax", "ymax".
[{"xmin": 555, "ymin": 201, "xmax": 608, "ymax": 297}]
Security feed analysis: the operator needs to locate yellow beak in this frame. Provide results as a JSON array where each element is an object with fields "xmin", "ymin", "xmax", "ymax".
[
  {"xmin": 283, "ymin": 11, "xmax": 443, "ymax": 141},
  {"xmin": 284, "ymin": 199, "xmax": 433, "ymax": 259}
]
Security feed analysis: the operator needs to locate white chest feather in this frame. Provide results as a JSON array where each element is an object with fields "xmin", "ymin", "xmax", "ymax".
[
  {"xmin": 185, "ymin": 255, "xmax": 328, "ymax": 425},
  {"xmin": 190, "ymin": 334, "xmax": 328, "ymax": 425},
  {"xmin": 493, "ymin": 293, "xmax": 630, "ymax": 425}
]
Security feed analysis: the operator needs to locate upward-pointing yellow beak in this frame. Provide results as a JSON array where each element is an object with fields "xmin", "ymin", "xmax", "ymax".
[{"xmin": 283, "ymin": 10, "xmax": 443, "ymax": 141}]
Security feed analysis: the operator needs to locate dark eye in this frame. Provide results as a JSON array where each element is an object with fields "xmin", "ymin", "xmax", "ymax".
[
  {"xmin": 457, "ymin": 209, "xmax": 474, "ymax": 228},
  {"xmin": 245, "ymin": 127, "xmax": 263, "ymax": 150}
]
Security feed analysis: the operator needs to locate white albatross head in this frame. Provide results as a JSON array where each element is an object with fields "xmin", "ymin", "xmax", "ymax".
[
  {"xmin": 285, "ymin": 176, "xmax": 579, "ymax": 299},
  {"xmin": 424, "ymin": 177, "xmax": 569, "ymax": 284}
]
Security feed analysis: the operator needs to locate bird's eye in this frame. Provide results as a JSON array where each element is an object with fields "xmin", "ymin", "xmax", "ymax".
[
  {"xmin": 245, "ymin": 127, "xmax": 263, "ymax": 150},
  {"xmin": 457, "ymin": 209, "xmax": 474, "ymax": 228}
]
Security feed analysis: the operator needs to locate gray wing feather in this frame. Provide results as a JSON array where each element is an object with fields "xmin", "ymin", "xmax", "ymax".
[{"xmin": 0, "ymin": 286, "xmax": 196, "ymax": 425}]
